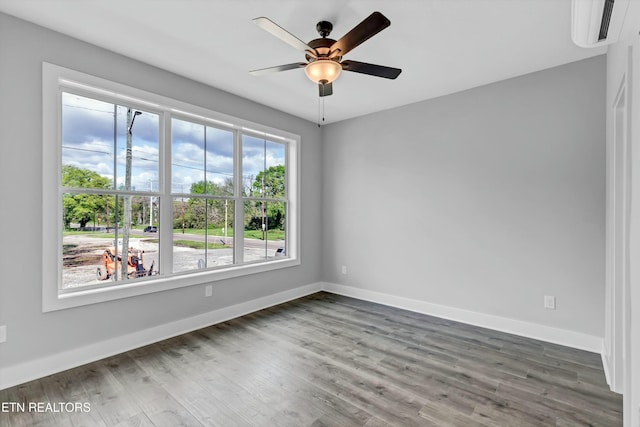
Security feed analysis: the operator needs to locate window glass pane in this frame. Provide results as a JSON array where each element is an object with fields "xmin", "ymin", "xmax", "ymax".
[
  {"xmin": 265, "ymin": 140, "xmax": 286, "ymax": 194},
  {"xmin": 266, "ymin": 201, "xmax": 286, "ymax": 259},
  {"xmin": 172, "ymin": 119, "xmax": 234, "ymax": 196},
  {"xmin": 206, "ymin": 126, "xmax": 234, "ymax": 195},
  {"xmin": 172, "ymin": 118, "xmax": 204, "ymax": 193},
  {"xmin": 243, "ymin": 201, "xmax": 286, "ymax": 262},
  {"xmin": 242, "ymin": 135, "xmax": 286, "ymax": 199},
  {"xmin": 62, "ymin": 93, "xmax": 116, "ymax": 188},
  {"xmin": 242, "ymin": 135, "xmax": 286, "ymax": 264},
  {"xmin": 172, "ymin": 197, "xmax": 234, "ymax": 273},
  {"xmin": 243, "ymin": 200, "xmax": 267, "ymax": 262},
  {"xmin": 61, "ymin": 93, "xmax": 160, "ymax": 193},
  {"xmin": 208, "ymin": 198, "xmax": 234, "ymax": 268},
  {"xmin": 62, "ymin": 193, "xmax": 159, "ymax": 289},
  {"xmin": 242, "ymin": 135, "xmax": 266, "ymax": 196},
  {"xmin": 115, "ymin": 107, "xmax": 160, "ymax": 192}
]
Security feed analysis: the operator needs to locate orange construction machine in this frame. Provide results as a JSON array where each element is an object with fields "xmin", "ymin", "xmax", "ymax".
[{"xmin": 97, "ymin": 246, "xmax": 154, "ymax": 281}]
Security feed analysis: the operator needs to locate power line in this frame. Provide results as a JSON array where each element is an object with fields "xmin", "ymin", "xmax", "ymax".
[
  {"xmin": 171, "ymin": 162, "xmax": 233, "ymax": 177},
  {"xmin": 62, "ymin": 145, "xmax": 160, "ymax": 164},
  {"xmin": 62, "ymin": 103, "xmax": 115, "ymax": 114},
  {"xmin": 62, "ymin": 145, "xmax": 110, "ymax": 155},
  {"xmin": 63, "ymin": 145, "xmax": 264, "ymax": 178}
]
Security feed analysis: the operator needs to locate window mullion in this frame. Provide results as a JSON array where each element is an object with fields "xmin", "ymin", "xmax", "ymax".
[
  {"xmin": 160, "ymin": 112, "xmax": 173, "ymax": 275},
  {"xmin": 203, "ymin": 125, "xmax": 208, "ymax": 266},
  {"xmin": 284, "ymin": 142, "xmax": 290, "ymax": 260},
  {"xmin": 234, "ymin": 129, "xmax": 244, "ymax": 264}
]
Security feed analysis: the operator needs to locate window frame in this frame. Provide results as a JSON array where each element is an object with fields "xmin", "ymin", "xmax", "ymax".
[{"xmin": 43, "ymin": 63, "xmax": 300, "ymax": 312}]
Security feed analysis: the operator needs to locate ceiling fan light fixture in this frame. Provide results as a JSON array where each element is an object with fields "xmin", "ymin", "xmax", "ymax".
[
  {"xmin": 252, "ymin": 12, "xmax": 401, "ymax": 97},
  {"xmin": 304, "ymin": 59, "xmax": 342, "ymax": 84}
]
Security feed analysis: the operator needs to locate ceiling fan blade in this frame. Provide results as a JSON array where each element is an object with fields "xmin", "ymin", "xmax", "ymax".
[
  {"xmin": 341, "ymin": 60, "xmax": 402, "ymax": 79},
  {"xmin": 253, "ymin": 17, "xmax": 317, "ymax": 57},
  {"xmin": 329, "ymin": 12, "xmax": 390, "ymax": 58},
  {"xmin": 319, "ymin": 82, "xmax": 333, "ymax": 97},
  {"xmin": 249, "ymin": 63, "xmax": 306, "ymax": 76}
]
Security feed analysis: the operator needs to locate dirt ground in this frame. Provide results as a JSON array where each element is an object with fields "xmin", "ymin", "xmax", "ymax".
[
  {"xmin": 62, "ymin": 234, "xmax": 276, "ymax": 289},
  {"xmin": 62, "ymin": 235, "xmax": 160, "ymax": 288}
]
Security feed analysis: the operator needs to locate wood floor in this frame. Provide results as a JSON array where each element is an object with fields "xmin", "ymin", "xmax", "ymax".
[{"xmin": 0, "ymin": 292, "xmax": 622, "ymax": 426}]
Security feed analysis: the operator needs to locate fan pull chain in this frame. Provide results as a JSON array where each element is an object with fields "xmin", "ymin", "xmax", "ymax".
[{"xmin": 317, "ymin": 97, "xmax": 326, "ymax": 127}]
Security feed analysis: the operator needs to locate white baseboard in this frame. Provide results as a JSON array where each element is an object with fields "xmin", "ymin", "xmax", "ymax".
[
  {"xmin": 600, "ymin": 349, "xmax": 624, "ymax": 394},
  {"xmin": 0, "ymin": 281, "xmax": 607, "ymax": 391},
  {"xmin": 601, "ymin": 351, "xmax": 613, "ymax": 388},
  {"xmin": 321, "ymin": 282, "xmax": 604, "ymax": 353},
  {"xmin": 0, "ymin": 282, "xmax": 322, "ymax": 391}
]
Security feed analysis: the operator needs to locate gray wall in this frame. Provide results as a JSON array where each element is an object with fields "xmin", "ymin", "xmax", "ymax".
[
  {"xmin": 0, "ymin": 10, "xmax": 607, "ymax": 374},
  {"xmin": 0, "ymin": 13, "xmax": 322, "ymax": 367},
  {"xmin": 322, "ymin": 56, "xmax": 606, "ymax": 337}
]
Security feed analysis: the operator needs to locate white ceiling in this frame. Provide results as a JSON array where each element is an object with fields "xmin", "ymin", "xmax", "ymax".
[{"xmin": 0, "ymin": 0, "xmax": 606, "ymax": 124}]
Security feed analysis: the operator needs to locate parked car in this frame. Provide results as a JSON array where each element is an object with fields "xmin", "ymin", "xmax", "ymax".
[{"xmin": 144, "ymin": 226, "xmax": 157, "ymax": 233}]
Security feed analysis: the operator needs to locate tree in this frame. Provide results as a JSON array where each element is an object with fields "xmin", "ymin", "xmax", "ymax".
[
  {"xmin": 62, "ymin": 165, "xmax": 111, "ymax": 229},
  {"xmin": 248, "ymin": 165, "xmax": 286, "ymax": 234},
  {"xmin": 251, "ymin": 165, "xmax": 285, "ymax": 198},
  {"xmin": 174, "ymin": 179, "xmax": 233, "ymax": 230}
]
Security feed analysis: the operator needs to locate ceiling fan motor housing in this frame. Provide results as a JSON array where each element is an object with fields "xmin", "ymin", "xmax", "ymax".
[{"xmin": 306, "ymin": 38, "xmax": 340, "ymax": 62}]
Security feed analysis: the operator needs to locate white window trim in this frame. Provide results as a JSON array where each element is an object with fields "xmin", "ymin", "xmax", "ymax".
[{"xmin": 42, "ymin": 62, "xmax": 300, "ymax": 312}]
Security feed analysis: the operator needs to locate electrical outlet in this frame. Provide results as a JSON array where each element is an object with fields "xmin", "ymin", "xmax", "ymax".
[
  {"xmin": 544, "ymin": 295, "xmax": 556, "ymax": 310},
  {"xmin": 0, "ymin": 325, "xmax": 6, "ymax": 343},
  {"xmin": 341, "ymin": 265, "xmax": 347, "ymax": 275},
  {"xmin": 205, "ymin": 285, "xmax": 213, "ymax": 297}
]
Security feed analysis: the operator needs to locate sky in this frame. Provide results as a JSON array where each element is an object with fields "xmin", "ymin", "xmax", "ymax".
[{"xmin": 61, "ymin": 92, "xmax": 285, "ymax": 195}]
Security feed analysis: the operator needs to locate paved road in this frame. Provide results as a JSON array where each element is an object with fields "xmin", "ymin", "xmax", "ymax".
[{"xmin": 150, "ymin": 231, "xmax": 284, "ymax": 250}]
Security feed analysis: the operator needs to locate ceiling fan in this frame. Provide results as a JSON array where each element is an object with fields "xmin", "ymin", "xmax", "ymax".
[{"xmin": 249, "ymin": 11, "xmax": 402, "ymax": 97}]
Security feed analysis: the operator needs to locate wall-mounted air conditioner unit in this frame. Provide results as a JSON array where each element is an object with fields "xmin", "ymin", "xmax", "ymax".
[{"xmin": 571, "ymin": 0, "xmax": 630, "ymax": 48}]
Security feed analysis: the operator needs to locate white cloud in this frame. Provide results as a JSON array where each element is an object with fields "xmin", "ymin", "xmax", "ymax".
[{"xmin": 62, "ymin": 94, "xmax": 284, "ymax": 195}]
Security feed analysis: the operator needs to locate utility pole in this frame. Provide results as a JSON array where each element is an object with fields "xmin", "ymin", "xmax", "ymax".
[
  {"xmin": 149, "ymin": 179, "xmax": 153, "ymax": 226},
  {"xmin": 105, "ymin": 195, "xmax": 109, "ymax": 232},
  {"xmin": 121, "ymin": 109, "xmax": 141, "ymax": 281},
  {"xmin": 181, "ymin": 184, "xmax": 185, "ymax": 234},
  {"xmin": 112, "ymin": 104, "xmax": 118, "ymax": 278},
  {"xmin": 261, "ymin": 175, "xmax": 266, "ymax": 240}
]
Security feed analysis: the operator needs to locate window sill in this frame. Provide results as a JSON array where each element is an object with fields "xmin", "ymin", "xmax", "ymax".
[{"xmin": 43, "ymin": 257, "xmax": 300, "ymax": 312}]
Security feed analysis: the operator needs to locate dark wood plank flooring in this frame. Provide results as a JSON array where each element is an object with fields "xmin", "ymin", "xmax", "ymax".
[{"xmin": 0, "ymin": 292, "xmax": 622, "ymax": 426}]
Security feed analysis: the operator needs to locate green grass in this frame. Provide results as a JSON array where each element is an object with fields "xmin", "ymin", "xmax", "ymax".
[
  {"xmin": 63, "ymin": 230, "xmax": 116, "ymax": 238},
  {"xmin": 243, "ymin": 229, "xmax": 285, "ymax": 240},
  {"xmin": 64, "ymin": 228, "xmax": 284, "ymax": 241},
  {"xmin": 173, "ymin": 240, "xmax": 228, "ymax": 250},
  {"xmin": 63, "ymin": 230, "xmax": 155, "ymax": 239},
  {"xmin": 174, "ymin": 228, "xmax": 284, "ymax": 240},
  {"xmin": 174, "ymin": 228, "xmax": 234, "ymax": 237}
]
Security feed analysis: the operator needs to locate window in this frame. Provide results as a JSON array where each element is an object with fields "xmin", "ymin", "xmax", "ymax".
[
  {"xmin": 43, "ymin": 63, "xmax": 299, "ymax": 311},
  {"xmin": 60, "ymin": 93, "xmax": 161, "ymax": 289},
  {"xmin": 242, "ymin": 135, "xmax": 288, "ymax": 262},
  {"xmin": 171, "ymin": 118, "xmax": 235, "ymax": 274}
]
